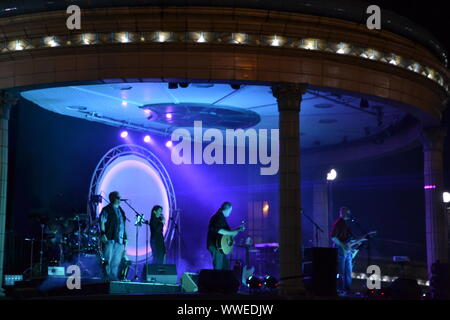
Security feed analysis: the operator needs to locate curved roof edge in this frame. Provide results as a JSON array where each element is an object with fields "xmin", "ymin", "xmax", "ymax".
[{"xmin": 0, "ymin": 0, "xmax": 447, "ymax": 64}]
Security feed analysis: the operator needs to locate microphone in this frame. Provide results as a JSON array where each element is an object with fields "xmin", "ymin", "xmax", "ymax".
[{"xmin": 120, "ymin": 198, "xmax": 129, "ymax": 202}]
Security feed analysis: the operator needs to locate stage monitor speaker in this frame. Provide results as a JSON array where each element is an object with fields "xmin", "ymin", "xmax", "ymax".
[
  {"xmin": 389, "ymin": 278, "xmax": 421, "ymax": 300},
  {"xmin": 302, "ymin": 247, "xmax": 337, "ymax": 297},
  {"xmin": 145, "ymin": 264, "xmax": 178, "ymax": 284},
  {"xmin": 198, "ymin": 269, "xmax": 240, "ymax": 294},
  {"xmin": 182, "ymin": 272, "xmax": 199, "ymax": 293}
]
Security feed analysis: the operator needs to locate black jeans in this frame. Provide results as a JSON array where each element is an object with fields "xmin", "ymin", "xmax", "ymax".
[{"xmin": 208, "ymin": 246, "xmax": 229, "ymax": 270}]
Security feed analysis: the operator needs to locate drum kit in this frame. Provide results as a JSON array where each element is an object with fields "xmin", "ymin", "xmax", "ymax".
[{"xmin": 27, "ymin": 212, "xmax": 102, "ymax": 277}]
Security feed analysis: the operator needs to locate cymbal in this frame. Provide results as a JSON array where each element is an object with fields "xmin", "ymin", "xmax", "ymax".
[
  {"xmin": 68, "ymin": 214, "xmax": 89, "ymax": 221},
  {"xmin": 28, "ymin": 213, "xmax": 50, "ymax": 223}
]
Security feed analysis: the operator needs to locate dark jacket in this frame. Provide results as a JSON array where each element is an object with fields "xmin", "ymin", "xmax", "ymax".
[
  {"xmin": 207, "ymin": 211, "xmax": 230, "ymax": 250},
  {"xmin": 100, "ymin": 204, "xmax": 128, "ymax": 242}
]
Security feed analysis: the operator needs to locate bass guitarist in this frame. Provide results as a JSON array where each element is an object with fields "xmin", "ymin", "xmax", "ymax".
[
  {"xmin": 331, "ymin": 206, "xmax": 355, "ymax": 296},
  {"xmin": 207, "ymin": 202, "xmax": 245, "ymax": 270}
]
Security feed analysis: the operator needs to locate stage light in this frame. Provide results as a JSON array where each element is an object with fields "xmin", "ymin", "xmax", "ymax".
[
  {"xmin": 120, "ymin": 130, "xmax": 128, "ymax": 138},
  {"xmin": 143, "ymin": 135, "xmax": 151, "ymax": 143},
  {"xmin": 44, "ymin": 36, "xmax": 59, "ymax": 47},
  {"xmin": 270, "ymin": 36, "xmax": 280, "ymax": 47},
  {"xmin": 179, "ymin": 82, "xmax": 189, "ymax": 88},
  {"xmin": 157, "ymin": 32, "xmax": 169, "ymax": 42},
  {"xmin": 326, "ymin": 169, "xmax": 337, "ymax": 181},
  {"xmin": 168, "ymin": 83, "xmax": 178, "ymax": 89},
  {"xmin": 232, "ymin": 33, "xmax": 247, "ymax": 44},
  {"xmin": 122, "ymin": 100, "xmax": 128, "ymax": 107},
  {"xmin": 264, "ymin": 276, "xmax": 278, "ymax": 289},
  {"xmin": 246, "ymin": 276, "xmax": 263, "ymax": 289},
  {"xmin": 197, "ymin": 32, "xmax": 206, "ymax": 43},
  {"xmin": 262, "ymin": 201, "xmax": 269, "ymax": 217},
  {"xmin": 165, "ymin": 140, "xmax": 173, "ymax": 148},
  {"xmin": 118, "ymin": 32, "xmax": 130, "ymax": 43},
  {"xmin": 443, "ymin": 192, "xmax": 450, "ymax": 203},
  {"xmin": 14, "ymin": 40, "xmax": 24, "ymax": 51},
  {"xmin": 230, "ymin": 84, "xmax": 241, "ymax": 90},
  {"xmin": 166, "ymin": 113, "xmax": 173, "ymax": 120}
]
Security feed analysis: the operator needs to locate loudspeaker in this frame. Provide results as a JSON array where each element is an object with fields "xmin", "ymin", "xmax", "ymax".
[
  {"xmin": 302, "ymin": 247, "xmax": 337, "ymax": 296},
  {"xmin": 198, "ymin": 269, "xmax": 240, "ymax": 294},
  {"xmin": 145, "ymin": 264, "xmax": 178, "ymax": 284},
  {"xmin": 181, "ymin": 272, "xmax": 199, "ymax": 292}
]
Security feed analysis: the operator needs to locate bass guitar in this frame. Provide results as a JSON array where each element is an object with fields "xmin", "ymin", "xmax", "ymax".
[{"xmin": 348, "ymin": 230, "xmax": 377, "ymax": 261}]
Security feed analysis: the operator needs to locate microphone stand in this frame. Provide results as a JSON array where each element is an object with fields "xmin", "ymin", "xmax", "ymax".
[
  {"xmin": 301, "ymin": 209, "xmax": 324, "ymax": 247},
  {"xmin": 121, "ymin": 199, "xmax": 146, "ymax": 281}
]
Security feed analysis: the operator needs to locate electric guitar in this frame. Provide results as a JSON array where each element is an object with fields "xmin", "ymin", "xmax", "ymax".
[
  {"xmin": 347, "ymin": 231, "xmax": 377, "ymax": 260},
  {"xmin": 217, "ymin": 221, "xmax": 245, "ymax": 255}
]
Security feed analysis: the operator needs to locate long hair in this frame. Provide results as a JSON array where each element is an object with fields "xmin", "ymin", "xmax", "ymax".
[{"xmin": 151, "ymin": 205, "xmax": 163, "ymax": 218}]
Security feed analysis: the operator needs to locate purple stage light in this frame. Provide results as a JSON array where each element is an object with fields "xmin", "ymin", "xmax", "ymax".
[
  {"xmin": 424, "ymin": 185, "xmax": 436, "ymax": 189},
  {"xmin": 144, "ymin": 135, "xmax": 151, "ymax": 143},
  {"xmin": 120, "ymin": 130, "xmax": 128, "ymax": 138},
  {"xmin": 165, "ymin": 140, "xmax": 173, "ymax": 148},
  {"xmin": 166, "ymin": 113, "xmax": 173, "ymax": 120}
]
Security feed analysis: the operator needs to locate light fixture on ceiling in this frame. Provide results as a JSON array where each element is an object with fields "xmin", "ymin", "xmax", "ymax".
[{"xmin": 168, "ymin": 83, "xmax": 178, "ymax": 89}]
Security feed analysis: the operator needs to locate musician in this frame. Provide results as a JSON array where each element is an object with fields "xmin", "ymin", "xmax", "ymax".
[
  {"xmin": 99, "ymin": 191, "xmax": 128, "ymax": 281},
  {"xmin": 150, "ymin": 205, "xmax": 166, "ymax": 264},
  {"xmin": 331, "ymin": 206, "xmax": 354, "ymax": 296},
  {"xmin": 207, "ymin": 202, "xmax": 244, "ymax": 270}
]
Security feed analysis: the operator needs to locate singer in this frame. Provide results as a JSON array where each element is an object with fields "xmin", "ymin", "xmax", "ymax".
[
  {"xmin": 99, "ymin": 191, "xmax": 128, "ymax": 281},
  {"xmin": 150, "ymin": 205, "xmax": 166, "ymax": 264}
]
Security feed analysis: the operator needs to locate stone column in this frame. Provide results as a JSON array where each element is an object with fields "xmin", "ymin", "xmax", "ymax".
[
  {"xmin": 0, "ymin": 91, "xmax": 17, "ymax": 296},
  {"xmin": 271, "ymin": 83, "xmax": 307, "ymax": 297},
  {"xmin": 312, "ymin": 180, "xmax": 330, "ymax": 247},
  {"xmin": 421, "ymin": 127, "xmax": 448, "ymax": 277}
]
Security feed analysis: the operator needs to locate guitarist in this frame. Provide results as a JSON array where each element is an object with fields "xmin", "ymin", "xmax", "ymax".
[
  {"xmin": 330, "ymin": 207, "xmax": 354, "ymax": 296},
  {"xmin": 207, "ymin": 202, "xmax": 245, "ymax": 270}
]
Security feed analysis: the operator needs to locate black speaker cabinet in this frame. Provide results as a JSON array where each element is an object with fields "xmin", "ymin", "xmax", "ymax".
[
  {"xmin": 145, "ymin": 264, "xmax": 178, "ymax": 284},
  {"xmin": 198, "ymin": 269, "xmax": 240, "ymax": 294},
  {"xmin": 302, "ymin": 247, "xmax": 337, "ymax": 297}
]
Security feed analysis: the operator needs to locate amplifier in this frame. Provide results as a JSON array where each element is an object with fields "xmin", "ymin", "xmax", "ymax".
[
  {"xmin": 181, "ymin": 272, "xmax": 199, "ymax": 293},
  {"xmin": 145, "ymin": 264, "xmax": 178, "ymax": 284}
]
